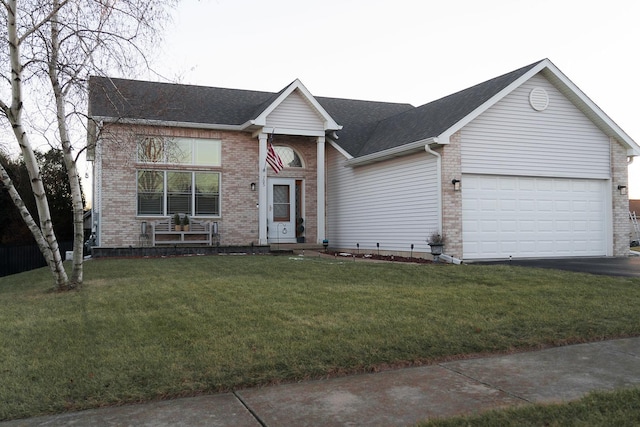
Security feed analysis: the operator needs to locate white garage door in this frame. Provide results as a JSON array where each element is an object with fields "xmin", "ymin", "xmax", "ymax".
[{"xmin": 462, "ymin": 175, "xmax": 608, "ymax": 260}]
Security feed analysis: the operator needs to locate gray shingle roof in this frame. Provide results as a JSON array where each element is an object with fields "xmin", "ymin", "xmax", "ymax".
[
  {"xmin": 356, "ymin": 60, "xmax": 544, "ymax": 156},
  {"xmin": 89, "ymin": 77, "xmax": 276, "ymax": 125},
  {"xmin": 89, "ymin": 60, "xmax": 545, "ymax": 158}
]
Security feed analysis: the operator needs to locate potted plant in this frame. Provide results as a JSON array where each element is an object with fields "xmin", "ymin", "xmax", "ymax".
[
  {"xmin": 428, "ymin": 231, "xmax": 445, "ymax": 258},
  {"xmin": 173, "ymin": 213, "xmax": 182, "ymax": 231},
  {"xmin": 182, "ymin": 215, "xmax": 190, "ymax": 232}
]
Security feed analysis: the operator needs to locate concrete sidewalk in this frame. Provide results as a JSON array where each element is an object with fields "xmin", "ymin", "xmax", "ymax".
[{"xmin": 3, "ymin": 337, "xmax": 640, "ymax": 427}]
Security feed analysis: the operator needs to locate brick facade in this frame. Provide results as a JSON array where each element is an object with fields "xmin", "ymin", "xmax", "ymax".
[
  {"xmin": 97, "ymin": 125, "xmax": 318, "ymax": 247},
  {"xmin": 439, "ymin": 131, "xmax": 463, "ymax": 259},
  {"xmin": 611, "ymin": 137, "xmax": 630, "ymax": 256}
]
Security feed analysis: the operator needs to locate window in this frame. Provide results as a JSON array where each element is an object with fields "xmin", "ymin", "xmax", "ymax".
[
  {"xmin": 138, "ymin": 137, "xmax": 221, "ymax": 166},
  {"xmin": 272, "ymin": 184, "xmax": 291, "ymax": 221},
  {"xmin": 274, "ymin": 146, "xmax": 303, "ymax": 168},
  {"xmin": 137, "ymin": 171, "xmax": 220, "ymax": 216},
  {"xmin": 167, "ymin": 172, "xmax": 191, "ymax": 214},
  {"xmin": 137, "ymin": 170, "xmax": 164, "ymax": 215}
]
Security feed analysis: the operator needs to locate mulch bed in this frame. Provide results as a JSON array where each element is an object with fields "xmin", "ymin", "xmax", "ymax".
[{"xmin": 327, "ymin": 251, "xmax": 435, "ymax": 264}]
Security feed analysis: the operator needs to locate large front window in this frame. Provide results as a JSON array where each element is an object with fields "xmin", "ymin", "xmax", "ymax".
[
  {"xmin": 138, "ymin": 136, "xmax": 221, "ymax": 166},
  {"xmin": 137, "ymin": 171, "xmax": 220, "ymax": 216}
]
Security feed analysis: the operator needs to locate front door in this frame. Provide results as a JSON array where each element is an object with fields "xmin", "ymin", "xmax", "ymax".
[{"xmin": 268, "ymin": 178, "xmax": 297, "ymax": 243}]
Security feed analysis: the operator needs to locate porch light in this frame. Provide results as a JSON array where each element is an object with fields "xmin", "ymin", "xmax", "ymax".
[
  {"xmin": 618, "ymin": 185, "xmax": 628, "ymax": 195},
  {"xmin": 452, "ymin": 179, "xmax": 461, "ymax": 191},
  {"xmin": 250, "ymin": 182, "xmax": 256, "ymax": 191}
]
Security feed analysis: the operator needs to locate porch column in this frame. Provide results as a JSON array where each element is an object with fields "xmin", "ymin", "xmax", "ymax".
[
  {"xmin": 317, "ymin": 136, "xmax": 326, "ymax": 243},
  {"xmin": 258, "ymin": 133, "xmax": 268, "ymax": 245}
]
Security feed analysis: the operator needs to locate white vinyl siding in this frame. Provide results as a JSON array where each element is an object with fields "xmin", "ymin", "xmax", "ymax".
[
  {"xmin": 462, "ymin": 175, "xmax": 607, "ymax": 259},
  {"xmin": 266, "ymin": 90, "xmax": 324, "ymax": 131},
  {"xmin": 326, "ymin": 145, "xmax": 439, "ymax": 253},
  {"xmin": 461, "ymin": 73, "xmax": 610, "ymax": 179}
]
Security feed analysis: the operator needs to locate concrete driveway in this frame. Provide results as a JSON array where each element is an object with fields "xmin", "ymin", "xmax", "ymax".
[{"xmin": 474, "ymin": 255, "xmax": 640, "ymax": 277}]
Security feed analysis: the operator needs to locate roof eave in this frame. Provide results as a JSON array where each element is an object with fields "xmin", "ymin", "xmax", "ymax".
[
  {"xmin": 539, "ymin": 66, "xmax": 640, "ymax": 156},
  {"xmin": 437, "ymin": 59, "xmax": 550, "ymax": 144},
  {"xmin": 93, "ymin": 116, "xmax": 247, "ymax": 131},
  {"xmin": 346, "ymin": 137, "xmax": 440, "ymax": 167}
]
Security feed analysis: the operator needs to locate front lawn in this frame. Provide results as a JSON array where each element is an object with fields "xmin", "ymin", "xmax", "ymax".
[
  {"xmin": 1, "ymin": 255, "xmax": 640, "ymax": 420},
  {"xmin": 421, "ymin": 387, "xmax": 640, "ymax": 426}
]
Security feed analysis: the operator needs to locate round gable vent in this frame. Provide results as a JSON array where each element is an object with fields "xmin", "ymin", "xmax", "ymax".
[{"xmin": 529, "ymin": 87, "xmax": 549, "ymax": 111}]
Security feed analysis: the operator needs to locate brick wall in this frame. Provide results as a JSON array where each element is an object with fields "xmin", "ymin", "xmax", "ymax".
[
  {"xmin": 611, "ymin": 138, "xmax": 630, "ymax": 256},
  {"xmin": 440, "ymin": 131, "xmax": 463, "ymax": 258},
  {"xmin": 97, "ymin": 125, "xmax": 318, "ymax": 247}
]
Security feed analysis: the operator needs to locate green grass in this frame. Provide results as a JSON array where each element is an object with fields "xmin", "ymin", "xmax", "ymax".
[
  {"xmin": 420, "ymin": 387, "xmax": 640, "ymax": 426},
  {"xmin": 1, "ymin": 255, "xmax": 640, "ymax": 420}
]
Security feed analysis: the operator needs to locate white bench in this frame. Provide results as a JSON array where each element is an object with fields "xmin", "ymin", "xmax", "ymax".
[{"xmin": 151, "ymin": 217, "xmax": 218, "ymax": 246}]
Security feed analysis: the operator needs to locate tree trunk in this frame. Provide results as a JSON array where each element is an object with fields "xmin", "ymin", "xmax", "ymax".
[
  {"xmin": 49, "ymin": 3, "xmax": 84, "ymax": 287},
  {"xmin": 5, "ymin": 0, "xmax": 69, "ymax": 290}
]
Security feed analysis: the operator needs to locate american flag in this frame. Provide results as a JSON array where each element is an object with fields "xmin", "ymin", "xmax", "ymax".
[{"xmin": 266, "ymin": 137, "xmax": 284, "ymax": 173}]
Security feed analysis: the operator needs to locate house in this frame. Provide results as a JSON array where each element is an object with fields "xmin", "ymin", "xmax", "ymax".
[{"xmin": 87, "ymin": 58, "xmax": 640, "ymax": 260}]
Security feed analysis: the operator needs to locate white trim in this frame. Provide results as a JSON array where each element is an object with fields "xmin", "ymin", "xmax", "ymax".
[
  {"xmin": 92, "ymin": 116, "xmax": 247, "ymax": 131},
  {"xmin": 252, "ymin": 126, "xmax": 325, "ymax": 137},
  {"xmin": 327, "ymin": 138, "xmax": 353, "ymax": 160},
  {"xmin": 267, "ymin": 177, "xmax": 297, "ymax": 244},
  {"xmin": 346, "ymin": 138, "xmax": 439, "ymax": 167},
  {"xmin": 539, "ymin": 64, "xmax": 640, "ymax": 156},
  {"xmin": 253, "ymin": 79, "xmax": 342, "ymax": 132},
  {"xmin": 258, "ymin": 133, "xmax": 268, "ymax": 245},
  {"xmin": 424, "ymin": 144, "xmax": 442, "ymax": 237},
  {"xmin": 438, "ymin": 62, "xmax": 548, "ymax": 144},
  {"xmin": 317, "ymin": 136, "xmax": 326, "ymax": 243}
]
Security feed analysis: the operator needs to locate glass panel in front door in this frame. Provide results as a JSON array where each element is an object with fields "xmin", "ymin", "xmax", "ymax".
[{"xmin": 273, "ymin": 184, "xmax": 290, "ymax": 222}]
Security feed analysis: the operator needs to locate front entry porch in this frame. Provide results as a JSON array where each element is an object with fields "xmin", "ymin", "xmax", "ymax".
[{"xmin": 256, "ymin": 131, "xmax": 326, "ymax": 246}]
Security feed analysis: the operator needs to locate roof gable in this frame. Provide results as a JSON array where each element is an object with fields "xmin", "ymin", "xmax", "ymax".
[{"xmin": 253, "ymin": 79, "xmax": 341, "ymax": 134}]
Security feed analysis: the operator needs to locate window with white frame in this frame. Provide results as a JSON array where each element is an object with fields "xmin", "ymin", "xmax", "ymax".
[
  {"xmin": 138, "ymin": 136, "xmax": 221, "ymax": 166},
  {"xmin": 137, "ymin": 170, "xmax": 220, "ymax": 216},
  {"xmin": 136, "ymin": 136, "xmax": 221, "ymax": 217}
]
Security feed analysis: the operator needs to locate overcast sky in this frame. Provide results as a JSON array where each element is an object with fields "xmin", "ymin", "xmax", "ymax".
[{"xmin": 144, "ymin": 0, "xmax": 640, "ymax": 197}]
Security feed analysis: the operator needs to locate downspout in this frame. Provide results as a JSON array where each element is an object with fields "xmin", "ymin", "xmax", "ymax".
[
  {"xmin": 424, "ymin": 143, "xmax": 442, "ymax": 237},
  {"xmin": 425, "ymin": 142, "xmax": 462, "ymax": 264}
]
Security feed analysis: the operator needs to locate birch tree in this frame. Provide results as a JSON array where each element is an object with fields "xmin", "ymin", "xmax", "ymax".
[{"xmin": 0, "ymin": 0, "xmax": 176, "ymax": 290}]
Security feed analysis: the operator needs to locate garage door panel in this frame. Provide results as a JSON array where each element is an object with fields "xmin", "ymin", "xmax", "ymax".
[
  {"xmin": 556, "ymin": 200, "xmax": 572, "ymax": 212},
  {"xmin": 501, "ymin": 220, "xmax": 517, "ymax": 232},
  {"xmin": 500, "ymin": 200, "xmax": 517, "ymax": 211},
  {"xmin": 463, "ymin": 175, "xmax": 607, "ymax": 259},
  {"xmin": 538, "ymin": 200, "xmax": 553, "ymax": 212}
]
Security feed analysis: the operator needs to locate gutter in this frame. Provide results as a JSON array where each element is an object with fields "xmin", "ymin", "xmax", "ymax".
[
  {"xmin": 93, "ymin": 116, "xmax": 246, "ymax": 132},
  {"xmin": 347, "ymin": 137, "xmax": 440, "ymax": 167}
]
